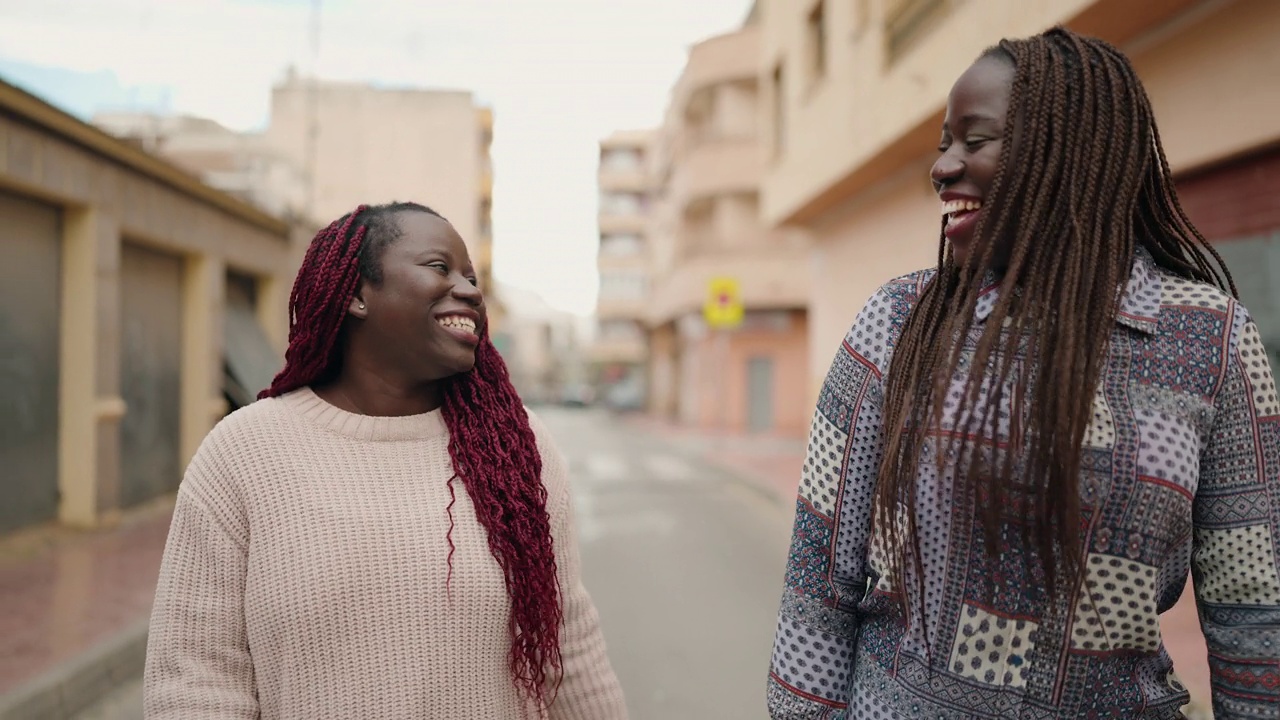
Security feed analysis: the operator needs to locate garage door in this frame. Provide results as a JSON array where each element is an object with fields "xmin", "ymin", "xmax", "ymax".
[
  {"xmin": 119, "ymin": 242, "xmax": 183, "ymax": 508},
  {"xmin": 0, "ymin": 193, "xmax": 61, "ymax": 533}
]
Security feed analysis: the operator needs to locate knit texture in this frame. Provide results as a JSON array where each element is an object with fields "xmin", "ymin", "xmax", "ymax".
[{"xmin": 144, "ymin": 387, "xmax": 628, "ymax": 719}]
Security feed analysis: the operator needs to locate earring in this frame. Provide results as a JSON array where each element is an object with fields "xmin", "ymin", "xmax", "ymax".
[{"xmin": 359, "ymin": 302, "xmax": 366, "ymax": 310}]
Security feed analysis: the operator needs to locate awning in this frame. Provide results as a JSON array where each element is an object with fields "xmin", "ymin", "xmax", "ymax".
[{"xmin": 224, "ymin": 295, "xmax": 282, "ymax": 409}]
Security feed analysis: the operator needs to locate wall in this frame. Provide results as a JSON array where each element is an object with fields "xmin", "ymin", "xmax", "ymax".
[
  {"xmin": 681, "ymin": 311, "xmax": 810, "ymax": 435},
  {"xmin": 269, "ymin": 80, "xmax": 484, "ymax": 250},
  {"xmin": 0, "ymin": 80, "xmax": 302, "ymax": 531}
]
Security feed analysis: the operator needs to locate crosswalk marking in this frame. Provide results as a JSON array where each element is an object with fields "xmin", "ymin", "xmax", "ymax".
[{"xmin": 575, "ymin": 451, "xmax": 698, "ymax": 485}]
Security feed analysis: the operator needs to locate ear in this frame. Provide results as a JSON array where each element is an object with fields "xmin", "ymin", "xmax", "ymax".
[{"xmin": 348, "ymin": 284, "xmax": 369, "ymax": 320}]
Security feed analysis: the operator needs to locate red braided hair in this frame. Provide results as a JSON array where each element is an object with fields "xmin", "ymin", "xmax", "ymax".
[{"xmin": 260, "ymin": 202, "xmax": 564, "ymax": 709}]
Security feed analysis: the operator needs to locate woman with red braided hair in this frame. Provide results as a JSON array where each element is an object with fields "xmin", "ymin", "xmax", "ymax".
[{"xmin": 143, "ymin": 202, "xmax": 628, "ymax": 719}]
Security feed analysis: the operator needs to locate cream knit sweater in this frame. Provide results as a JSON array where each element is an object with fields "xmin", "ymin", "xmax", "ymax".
[{"xmin": 144, "ymin": 387, "xmax": 628, "ymax": 719}]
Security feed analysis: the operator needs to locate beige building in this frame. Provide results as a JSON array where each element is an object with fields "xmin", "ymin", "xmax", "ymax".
[
  {"xmin": 266, "ymin": 72, "xmax": 498, "ymax": 310},
  {"xmin": 593, "ymin": 130, "xmax": 654, "ymax": 410},
  {"xmin": 92, "ymin": 112, "xmax": 309, "ymax": 221},
  {"xmin": 0, "ymin": 79, "xmax": 308, "ymax": 536},
  {"xmin": 644, "ymin": 18, "xmax": 812, "ymax": 435},
  {"xmin": 758, "ymin": 0, "xmax": 1280, "ymax": 401},
  {"xmin": 496, "ymin": 284, "xmax": 592, "ymax": 405}
]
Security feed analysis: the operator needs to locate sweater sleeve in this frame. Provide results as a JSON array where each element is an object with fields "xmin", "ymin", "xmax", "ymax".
[
  {"xmin": 528, "ymin": 411, "xmax": 630, "ymax": 720},
  {"xmin": 144, "ymin": 446, "xmax": 258, "ymax": 719},
  {"xmin": 1192, "ymin": 308, "xmax": 1280, "ymax": 719}
]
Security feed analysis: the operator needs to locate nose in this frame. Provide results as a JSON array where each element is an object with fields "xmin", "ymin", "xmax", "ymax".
[
  {"xmin": 930, "ymin": 150, "xmax": 964, "ymax": 194},
  {"xmin": 451, "ymin": 273, "xmax": 483, "ymax": 305}
]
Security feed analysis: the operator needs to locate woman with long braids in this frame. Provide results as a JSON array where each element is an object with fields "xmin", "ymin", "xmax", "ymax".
[
  {"xmin": 144, "ymin": 202, "xmax": 628, "ymax": 719},
  {"xmin": 768, "ymin": 27, "xmax": 1280, "ymax": 719}
]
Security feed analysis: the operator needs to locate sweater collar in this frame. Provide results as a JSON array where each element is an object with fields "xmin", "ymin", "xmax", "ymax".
[{"xmin": 281, "ymin": 386, "xmax": 449, "ymax": 442}]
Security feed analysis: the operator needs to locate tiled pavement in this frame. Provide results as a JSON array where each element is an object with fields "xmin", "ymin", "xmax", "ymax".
[{"xmin": 0, "ymin": 500, "xmax": 170, "ymax": 719}]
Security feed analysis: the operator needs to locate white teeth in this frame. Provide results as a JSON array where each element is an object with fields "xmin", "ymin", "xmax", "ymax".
[
  {"xmin": 941, "ymin": 199, "xmax": 982, "ymax": 216},
  {"xmin": 438, "ymin": 316, "xmax": 476, "ymax": 333}
]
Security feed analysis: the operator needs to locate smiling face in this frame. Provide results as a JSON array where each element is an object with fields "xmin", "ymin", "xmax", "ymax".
[
  {"xmin": 349, "ymin": 210, "xmax": 486, "ymax": 382},
  {"xmin": 931, "ymin": 54, "xmax": 1015, "ymax": 269}
]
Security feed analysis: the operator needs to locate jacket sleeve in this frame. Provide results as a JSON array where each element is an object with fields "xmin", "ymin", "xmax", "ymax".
[
  {"xmin": 1193, "ymin": 308, "xmax": 1280, "ymax": 719},
  {"xmin": 529, "ymin": 412, "xmax": 630, "ymax": 720},
  {"xmin": 768, "ymin": 288, "xmax": 893, "ymax": 718},
  {"xmin": 144, "ymin": 449, "xmax": 258, "ymax": 719}
]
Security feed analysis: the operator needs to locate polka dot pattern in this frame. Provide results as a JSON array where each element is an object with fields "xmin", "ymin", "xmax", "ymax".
[
  {"xmin": 1082, "ymin": 385, "xmax": 1116, "ymax": 449},
  {"xmin": 800, "ymin": 413, "xmax": 848, "ymax": 517},
  {"xmin": 1070, "ymin": 554, "xmax": 1160, "ymax": 652},
  {"xmin": 769, "ymin": 252, "xmax": 1280, "ymax": 718},
  {"xmin": 1193, "ymin": 525, "xmax": 1280, "ymax": 605},
  {"xmin": 948, "ymin": 604, "xmax": 1037, "ymax": 689},
  {"xmin": 1237, "ymin": 320, "xmax": 1280, "ymax": 417}
]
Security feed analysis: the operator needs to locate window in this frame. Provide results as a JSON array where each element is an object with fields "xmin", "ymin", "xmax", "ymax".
[
  {"xmin": 600, "ymin": 234, "xmax": 643, "ymax": 257},
  {"xmin": 807, "ymin": 1, "xmax": 827, "ymax": 80},
  {"xmin": 600, "ymin": 192, "xmax": 645, "ymax": 215},
  {"xmin": 600, "ymin": 147, "xmax": 643, "ymax": 172},
  {"xmin": 599, "ymin": 271, "xmax": 648, "ymax": 302},
  {"xmin": 884, "ymin": 0, "xmax": 948, "ymax": 62},
  {"xmin": 599, "ymin": 320, "xmax": 643, "ymax": 342},
  {"xmin": 771, "ymin": 62, "xmax": 786, "ymax": 157}
]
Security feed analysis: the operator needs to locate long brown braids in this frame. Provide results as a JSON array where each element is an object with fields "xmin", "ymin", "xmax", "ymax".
[
  {"xmin": 260, "ymin": 202, "xmax": 564, "ymax": 709},
  {"xmin": 872, "ymin": 28, "xmax": 1236, "ymax": 639}
]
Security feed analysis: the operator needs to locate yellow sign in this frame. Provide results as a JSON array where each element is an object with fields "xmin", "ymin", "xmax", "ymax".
[{"xmin": 703, "ymin": 276, "xmax": 744, "ymax": 329}]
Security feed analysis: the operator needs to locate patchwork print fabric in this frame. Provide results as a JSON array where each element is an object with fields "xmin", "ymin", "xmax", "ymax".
[{"xmin": 768, "ymin": 251, "xmax": 1280, "ymax": 718}]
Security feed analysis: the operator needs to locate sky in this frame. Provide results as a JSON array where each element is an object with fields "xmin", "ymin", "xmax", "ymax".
[{"xmin": 0, "ymin": 0, "xmax": 754, "ymax": 316}]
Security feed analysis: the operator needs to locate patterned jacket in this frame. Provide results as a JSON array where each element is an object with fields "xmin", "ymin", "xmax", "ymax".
[{"xmin": 768, "ymin": 249, "xmax": 1280, "ymax": 719}]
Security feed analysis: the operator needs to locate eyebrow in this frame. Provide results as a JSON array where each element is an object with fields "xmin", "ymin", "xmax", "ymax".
[{"xmin": 942, "ymin": 113, "xmax": 1002, "ymax": 132}]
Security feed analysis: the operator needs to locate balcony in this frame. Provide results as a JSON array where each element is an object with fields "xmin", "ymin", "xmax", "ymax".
[
  {"xmin": 671, "ymin": 25, "xmax": 760, "ymax": 113},
  {"xmin": 598, "ymin": 210, "xmax": 647, "ymax": 236},
  {"xmin": 597, "ymin": 165, "xmax": 649, "ymax": 193},
  {"xmin": 646, "ymin": 242, "xmax": 810, "ymax": 327},
  {"xmin": 669, "ymin": 136, "xmax": 762, "ymax": 208},
  {"xmin": 589, "ymin": 334, "xmax": 648, "ymax": 365}
]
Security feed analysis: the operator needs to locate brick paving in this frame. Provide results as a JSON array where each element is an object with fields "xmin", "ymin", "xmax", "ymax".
[{"xmin": 0, "ymin": 500, "xmax": 171, "ymax": 698}]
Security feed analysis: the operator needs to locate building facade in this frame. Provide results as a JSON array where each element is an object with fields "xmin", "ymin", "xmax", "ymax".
[
  {"xmin": 266, "ymin": 73, "xmax": 499, "ymax": 320},
  {"xmin": 758, "ymin": 0, "xmax": 1280, "ymax": 402},
  {"xmin": 91, "ymin": 112, "xmax": 309, "ymax": 222},
  {"xmin": 644, "ymin": 20, "xmax": 811, "ymax": 435},
  {"xmin": 0, "ymin": 80, "xmax": 307, "ymax": 535},
  {"xmin": 593, "ymin": 130, "xmax": 654, "ymax": 410}
]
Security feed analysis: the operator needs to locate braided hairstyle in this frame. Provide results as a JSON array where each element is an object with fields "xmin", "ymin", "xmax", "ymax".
[
  {"xmin": 260, "ymin": 202, "xmax": 563, "ymax": 708},
  {"xmin": 873, "ymin": 28, "xmax": 1235, "ymax": 639}
]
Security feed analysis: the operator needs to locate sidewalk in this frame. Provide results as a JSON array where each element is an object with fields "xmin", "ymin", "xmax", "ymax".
[
  {"xmin": 0, "ymin": 498, "xmax": 172, "ymax": 719},
  {"xmin": 627, "ymin": 412, "xmax": 1214, "ymax": 718}
]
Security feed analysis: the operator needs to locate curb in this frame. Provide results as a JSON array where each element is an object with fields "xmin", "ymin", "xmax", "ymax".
[{"xmin": 0, "ymin": 619, "xmax": 149, "ymax": 720}]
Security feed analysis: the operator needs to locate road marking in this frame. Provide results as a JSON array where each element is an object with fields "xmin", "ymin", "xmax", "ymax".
[
  {"xmin": 643, "ymin": 453, "xmax": 696, "ymax": 482},
  {"xmin": 582, "ymin": 452, "xmax": 628, "ymax": 482}
]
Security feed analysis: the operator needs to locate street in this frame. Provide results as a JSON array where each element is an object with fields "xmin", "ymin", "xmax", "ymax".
[{"xmin": 71, "ymin": 406, "xmax": 794, "ymax": 719}]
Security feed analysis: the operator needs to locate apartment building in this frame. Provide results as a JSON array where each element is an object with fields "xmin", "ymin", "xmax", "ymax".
[
  {"xmin": 644, "ymin": 18, "xmax": 811, "ymax": 435},
  {"xmin": 92, "ymin": 111, "xmax": 308, "ymax": 221},
  {"xmin": 593, "ymin": 130, "xmax": 654, "ymax": 410},
  {"xmin": 758, "ymin": 0, "xmax": 1280, "ymax": 400},
  {"xmin": 267, "ymin": 73, "xmax": 500, "ymax": 322}
]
